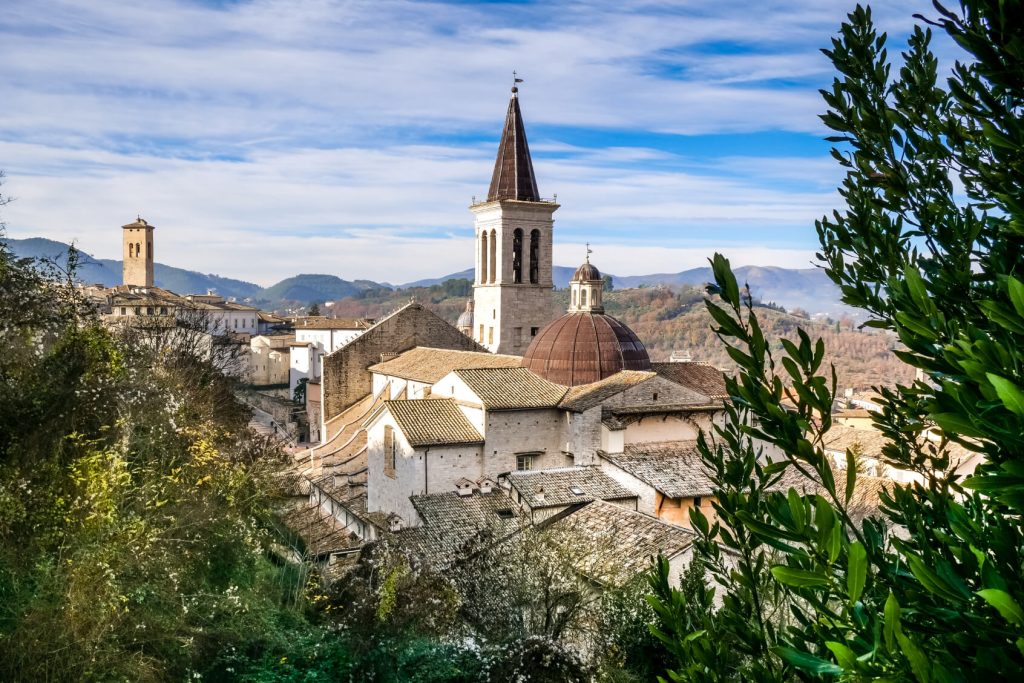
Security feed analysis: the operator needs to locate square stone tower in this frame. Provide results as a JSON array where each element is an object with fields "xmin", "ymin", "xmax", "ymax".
[
  {"xmin": 472, "ymin": 87, "xmax": 558, "ymax": 355},
  {"xmin": 122, "ymin": 217, "xmax": 154, "ymax": 288}
]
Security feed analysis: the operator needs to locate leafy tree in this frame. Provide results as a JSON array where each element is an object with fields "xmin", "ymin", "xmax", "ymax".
[
  {"xmin": 307, "ymin": 302, "xmax": 321, "ymax": 316},
  {"xmin": 649, "ymin": 1, "xmax": 1024, "ymax": 680}
]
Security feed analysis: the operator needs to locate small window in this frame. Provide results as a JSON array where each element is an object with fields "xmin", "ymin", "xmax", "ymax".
[
  {"xmin": 516, "ymin": 454, "xmax": 534, "ymax": 471},
  {"xmin": 384, "ymin": 425, "xmax": 396, "ymax": 476},
  {"xmin": 160, "ymin": 306, "xmax": 167, "ymax": 315},
  {"xmin": 530, "ymin": 327, "xmax": 539, "ymax": 337},
  {"xmin": 569, "ymin": 486, "xmax": 585, "ymax": 496},
  {"xmin": 479, "ymin": 324, "xmax": 484, "ymax": 341},
  {"xmin": 693, "ymin": 496, "xmax": 703, "ymax": 508},
  {"xmin": 488, "ymin": 327, "xmax": 494, "ymax": 345},
  {"xmin": 653, "ymin": 392, "xmax": 659, "ymax": 401},
  {"xmin": 135, "ymin": 307, "xmax": 140, "ymax": 315},
  {"xmin": 495, "ymin": 509, "xmax": 515, "ymax": 520},
  {"xmin": 146, "ymin": 306, "xmax": 153, "ymax": 315},
  {"xmin": 120, "ymin": 307, "xmax": 126, "ymax": 315}
]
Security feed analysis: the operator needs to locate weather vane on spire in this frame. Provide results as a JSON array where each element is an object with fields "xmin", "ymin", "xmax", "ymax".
[
  {"xmin": 512, "ymin": 70, "xmax": 524, "ymax": 93},
  {"xmin": 585, "ymin": 242, "xmax": 592, "ymax": 262}
]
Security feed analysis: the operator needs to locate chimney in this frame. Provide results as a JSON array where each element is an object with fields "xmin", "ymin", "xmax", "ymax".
[
  {"xmin": 535, "ymin": 486, "xmax": 545, "ymax": 505},
  {"xmin": 456, "ymin": 478, "xmax": 475, "ymax": 497},
  {"xmin": 388, "ymin": 514, "xmax": 403, "ymax": 532},
  {"xmin": 478, "ymin": 477, "xmax": 495, "ymax": 494}
]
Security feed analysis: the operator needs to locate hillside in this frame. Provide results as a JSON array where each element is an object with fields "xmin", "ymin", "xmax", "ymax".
[
  {"xmin": 4, "ymin": 236, "xmax": 263, "ymax": 300},
  {"xmin": 327, "ymin": 281, "xmax": 911, "ymax": 392},
  {"xmin": 5, "ymin": 235, "xmax": 849, "ymax": 315}
]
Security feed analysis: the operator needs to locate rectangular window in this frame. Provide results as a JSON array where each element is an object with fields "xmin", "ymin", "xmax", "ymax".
[
  {"xmin": 160, "ymin": 307, "xmax": 167, "ymax": 315},
  {"xmin": 120, "ymin": 307, "xmax": 126, "ymax": 315},
  {"xmin": 516, "ymin": 454, "xmax": 534, "ymax": 471},
  {"xmin": 383, "ymin": 425, "xmax": 396, "ymax": 477},
  {"xmin": 488, "ymin": 327, "xmax": 494, "ymax": 345},
  {"xmin": 479, "ymin": 324, "xmax": 484, "ymax": 342},
  {"xmin": 530, "ymin": 327, "xmax": 539, "ymax": 337},
  {"xmin": 693, "ymin": 496, "xmax": 703, "ymax": 508}
]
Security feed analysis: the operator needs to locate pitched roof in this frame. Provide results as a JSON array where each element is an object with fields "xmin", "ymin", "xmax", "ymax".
[
  {"xmin": 386, "ymin": 398, "xmax": 484, "ymax": 447},
  {"xmin": 454, "ymin": 367, "xmax": 568, "ymax": 410},
  {"xmin": 600, "ymin": 440, "xmax": 714, "ymax": 498},
  {"xmin": 487, "ymin": 89, "xmax": 540, "ymax": 202},
  {"xmin": 369, "ymin": 346, "xmax": 522, "ymax": 383},
  {"xmin": 293, "ymin": 316, "xmax": 374, "ymax": 330},
  {"xmin": 558, "ymin": 370, "xmax": 657, "ymax": 412},
  {"xmin": 409, "ymin": 490, "xmax": 522, "ymax": 566},
  {"xmin": 505, "ymin": 467, "xmax": 638, "ymax": 508},
  {"xmin": 822, "ymin": 424, "xmax": 889, "ymax": 459},
  {"xmin": 549, "ymin": 500, "xmax": 696, "ymax": 583},
  {"xmin": 651, "ymin": 362, "xmax": 730, "ymax": 400}
]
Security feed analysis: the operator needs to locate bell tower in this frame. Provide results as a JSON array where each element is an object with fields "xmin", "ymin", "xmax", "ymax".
[
  {"xmin": 472, "ymin": 85, "xmax": 558, "ymax": 354},
  {"xmin": 122, "ymin": 216, "xmax": 154, "ymax": 288}
]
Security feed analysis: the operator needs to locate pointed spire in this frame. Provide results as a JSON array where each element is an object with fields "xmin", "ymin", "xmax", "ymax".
[{"xmin": 487, "ymin": 85, "xmax": 540, "ymax": 202}]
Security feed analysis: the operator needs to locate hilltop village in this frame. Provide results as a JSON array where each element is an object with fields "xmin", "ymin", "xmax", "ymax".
[{"xmin": 82, "ymin": 88, "xmax": 979, "ymax": 587}]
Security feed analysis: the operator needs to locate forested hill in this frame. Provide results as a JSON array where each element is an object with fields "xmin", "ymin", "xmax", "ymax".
[{"xmin": 327, "ymin": 280, "xmax": 912, "ymax": 392}]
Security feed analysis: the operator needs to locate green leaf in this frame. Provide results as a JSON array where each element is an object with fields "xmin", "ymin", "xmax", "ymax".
[
  {"xmin": 931, "ymin": 412, "xmax": 987, "ymax": 438},
  {"xmin": 825, "ymin": 641, "xmax": 858, "ymax": 670},
  {"xmin": 907, "ymin": 555, "xmax": 967, "ymax": 602},
  {"xmin": 788, "ymin": 488, "xmax": 806, "ymax": 532},
  {"xmin": 884, "ymin": 592, "xmax": 900, "ymax": 652},
  {"xmin": 773, "ymin": 646, "xmax": 843, "ymax": 675},
  {"xmin": 772, "ymin": 565, "xmax": 830, "ymax": 588},
  {"xmin": 977, "ymin": 589, "xmax": 1024, "ymax": 626},
  {"xmin": 986, "ymin": 373, "xmax": 1024, "ymax": 417},
  {"xmin": 847, "ymin": 542, "xmax": 867, "ymax": 603},
  {"xmin": 845, "ymin": 450, "xmax": 857, "ymax": 504},
  {"xmin": 1009, "ymin": 277, "xmax": 1024, "ymax": 318}
]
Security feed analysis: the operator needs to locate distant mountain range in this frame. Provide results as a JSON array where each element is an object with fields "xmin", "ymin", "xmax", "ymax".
[
  {"xmin": 3, "ymin": 236, "xmax": 847, "ymax": 315},
  {"xmin": 402, "ymin": 264, "xmax": 847, "ymax": 316}
]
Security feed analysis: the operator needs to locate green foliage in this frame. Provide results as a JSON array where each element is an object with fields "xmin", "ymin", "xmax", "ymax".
[
  {"xmin": 0, "ymin": 232, "xmax": 319, "ymax": 681},
  {"xmin": 647, "ymin": 1, "xmax": 1024, "ymax": 680}
]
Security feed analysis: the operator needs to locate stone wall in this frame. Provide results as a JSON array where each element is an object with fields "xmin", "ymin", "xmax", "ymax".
[{"xmin": 322, "ymin": 303, "xmax": 487, "ymax": 422}]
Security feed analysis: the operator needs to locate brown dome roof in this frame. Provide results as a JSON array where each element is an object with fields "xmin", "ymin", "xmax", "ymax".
[
  {"xmin": 521, "ymin": 312, "xmax": 651, "ymax": 386},
  {"xmin": 573, "ymin": 261, "xmax": 601, "ymax": 281}
]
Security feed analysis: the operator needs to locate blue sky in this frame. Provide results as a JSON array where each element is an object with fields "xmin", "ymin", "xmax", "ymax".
[{"xmin": 0, "ymin": 0, "xmax": 940, "ymax": 285}]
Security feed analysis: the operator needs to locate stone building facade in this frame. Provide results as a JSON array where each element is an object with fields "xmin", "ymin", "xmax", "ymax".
[{"xmin": 122, "ymin": 217, "xmax": 155, "ymax": 288}]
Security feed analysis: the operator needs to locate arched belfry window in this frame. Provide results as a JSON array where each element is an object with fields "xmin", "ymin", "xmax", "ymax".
[
  {"xmin": 480, "ymin": 232, "xmax": 488, "ymax": 284},
  {"xmin": 136, "ymin": 242, "xmax": 141, "ymax": 256},
  {"xmin": 529, "ymin": 230, "xmax": 540, "ymax": 284},
  {"xmin": 581, "ymin": 288, "xmax": 589, "ymax": 307},
  {"xmin": 512, "ymin": 229, "xmax": 523, "ymax": 283},
  {"xmin": 129, "ymin": 243, "xmax": 134, "ymax": 258},
  {"xmin": 489, "ymin": 229, "xmax": 497, "ymax": 284}
]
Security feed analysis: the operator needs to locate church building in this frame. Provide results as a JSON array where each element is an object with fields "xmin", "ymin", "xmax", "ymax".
[
  {"xmin": 470, "ymin": 84, "xmax": 558, "ymax": 354},
  {"xmin": 291, "ymin": 85, "xmax": 735, "ymax": 562}
]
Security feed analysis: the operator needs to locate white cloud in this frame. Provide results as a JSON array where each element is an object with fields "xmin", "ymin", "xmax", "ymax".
[{"xmin": 0, "ymin": 0, "xmax": 950, "ymax": 286}]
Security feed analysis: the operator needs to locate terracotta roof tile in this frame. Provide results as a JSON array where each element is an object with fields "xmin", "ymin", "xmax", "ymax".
[
  {"xmin": 454, "ymin": 367, "xmax": 567, "ymax": 410},
  {"xmin": 600, "ymin": 440, "xmax": 714, "ymax": 498},
  {"xmin": 651, "ymin": 362, "xmax": 730, "ymax": 400},
  {"xmin": 370, "ymin": 347, "xmax": 522, "ymax": 383},
  {"xmin": 505, "ymin": 467, "xmax": 637, "ymax": 508},
  {"xmin": 386, "ymin": 398, "xmax": 484, "ymax": 447},
  {"xmin": 558, "ymin": 370, "xmax": 657, "ymax": 412},
  {"xmin": 549, "ymin": 500, "xmax": 696, "ymax": 583},
  {"xmin": 409, "ymin": 490, "xmax": 522, "ymax": 566}
]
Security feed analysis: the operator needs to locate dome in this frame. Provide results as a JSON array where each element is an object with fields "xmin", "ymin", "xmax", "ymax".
[
  {"xmin": 521, "ymin": 312, "xmax": 651, "ymax": 387},
  {"xmin": 456, "ymin": 300, "xmax": 474, "ymax": 328},
  {"xmin": 572, "ymin": 261, "xmax": 601, "ymax": 282}
]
